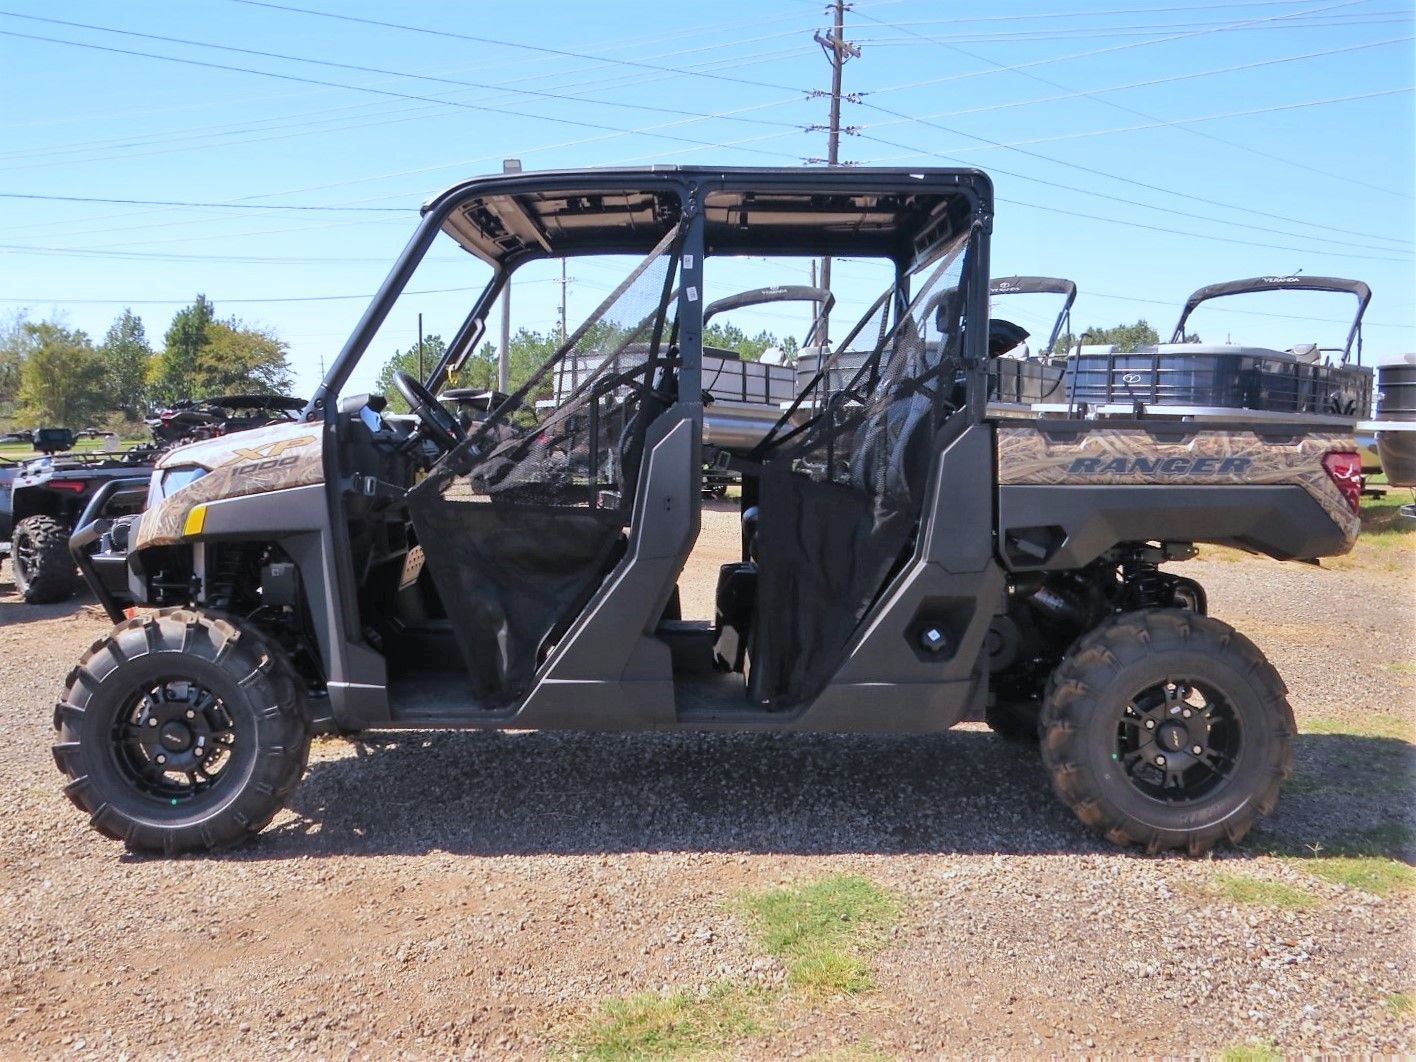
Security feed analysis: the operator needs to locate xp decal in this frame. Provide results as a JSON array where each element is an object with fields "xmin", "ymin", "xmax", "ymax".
[{"xmin": 134, "ymin": 423, "xmax": 325, "ymax": 548}]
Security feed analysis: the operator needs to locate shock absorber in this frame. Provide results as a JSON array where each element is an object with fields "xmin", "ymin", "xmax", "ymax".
[
  {"xmin": 1120, "ymin": 553, "xmax": 1168, "ymax": 609},
  {"xmin": 204, "ymin": 543, "xmax": 257, "ymax": 610}
]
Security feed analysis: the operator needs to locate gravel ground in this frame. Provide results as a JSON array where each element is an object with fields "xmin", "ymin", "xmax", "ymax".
[{"xmin": 1, "ymin": 507, "xmax": 1412, "ymax": 1058}]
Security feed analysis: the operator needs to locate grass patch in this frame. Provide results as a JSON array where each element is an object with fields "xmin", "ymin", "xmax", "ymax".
[
  {"xmin": 1387, "ymin": 661, "xmax": 1416, "ymax": 676},
  {"xmin": 1361, "ymin": 487, "xmax": 1416, "ymax": 536},
  {"xmin": 1196, "ymin": 545, "xmax": 1251, "ymax": 564},
  {"xmin": 563, "ymin": 982, "xmax": 768, "ymax": 1059},
  {"xmin": 1210, "ymin": 872, "xmax": 1321, "ymax": 910},
  {"xmin": 1300, "ymin": 715, "xmax": 1416, "ymax": 742},
  {"xmin": 1301, "ymin": 856, "xmax": 1415, "ymax": 896},
  {"xmin": 1389, "ymin": 993, "xmax": 1414, "ymax": 1017},
  {"xmin": 739, "ymin": 875, "xmax": 899, "ymax": 996},
  {"xmin": 1350, "ymin": 822, "xmax": 1416, "ymax": 858},
  {"xmin": 0, "ymin": 436, "xmax": 145, "ymax": 461},
  {"xmin": 1220, "ymin": 1042, "xmax": 1282, "ymax": 1062},
  {"xmin": 1267, "ymin": 825, "xmax": 1416, "ymax": 896}
]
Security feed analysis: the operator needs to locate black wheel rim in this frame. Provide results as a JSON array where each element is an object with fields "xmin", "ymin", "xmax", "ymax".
[
  {"xmin": 1114, "ymin": 678, "xmax": 1242, "ymax": 804},
  {"xmin": 110, "ymin": 677, "xmax": 240, "ymax": 803},
  {"xmin": 13, "ymin": 529, "xmax": 35, "ymax": 580}
]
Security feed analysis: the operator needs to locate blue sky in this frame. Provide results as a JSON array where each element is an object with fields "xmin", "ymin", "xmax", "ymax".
[{"xmin": 1, "ymin": 0, "xmax": 1411, "ymax": 400}]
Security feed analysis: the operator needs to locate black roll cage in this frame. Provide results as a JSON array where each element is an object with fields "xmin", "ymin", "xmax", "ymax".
[{"xmin": 306, "ymin": 167, "xmax": 994, "ymax": 418}]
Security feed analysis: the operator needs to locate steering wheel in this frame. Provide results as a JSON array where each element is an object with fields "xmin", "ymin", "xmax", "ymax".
[{"xmin": 392, "ymin": 371, "xmax": 465, "ymax": 453}]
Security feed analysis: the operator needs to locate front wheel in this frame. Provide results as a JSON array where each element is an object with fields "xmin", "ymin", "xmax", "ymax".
[
  {"xmin": 1040, "ymin": 609, "xmax": 1293, "ymax": 855},
  {"xmin": 52, "ymin": 609, "xmax": 310, "ymax": 855}
]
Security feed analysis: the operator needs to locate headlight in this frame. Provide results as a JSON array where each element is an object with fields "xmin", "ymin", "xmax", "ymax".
[{"xmin": 146, "ymin": 465, "xmax": 208, "ymax": 506}]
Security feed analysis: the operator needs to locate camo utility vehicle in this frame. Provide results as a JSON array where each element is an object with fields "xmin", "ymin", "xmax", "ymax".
[{"xmin": 55, "ymin": 167, "xmax": 1367, "ymax": 856}]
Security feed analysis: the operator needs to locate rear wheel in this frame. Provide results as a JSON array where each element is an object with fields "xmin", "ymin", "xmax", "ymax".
[
  {"xmin": 52, "ymin": 609, "xmax": 309, "ymax": 855},
  {"xmin": 11, "ymin": 514, "xmax": 77, "ymax": 603},
  {"xmin": 1040, "ymin": 609, "xmax": 1292, "ymax": 854}
]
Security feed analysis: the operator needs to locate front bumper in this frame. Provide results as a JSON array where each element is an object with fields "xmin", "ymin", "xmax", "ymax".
[{"xmin": 69, "ymin": 477, "xmax": 149, "ymax": 623}]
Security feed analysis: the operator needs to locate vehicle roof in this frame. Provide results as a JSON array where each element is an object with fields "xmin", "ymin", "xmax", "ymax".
[{"xmin": 424, "ymin": 166, "xmax": 990, "ymax": 267}]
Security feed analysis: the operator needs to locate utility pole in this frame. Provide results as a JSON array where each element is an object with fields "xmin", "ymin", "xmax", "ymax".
[
  {"xmin": 559, "ymin": 258, "xmax": 568, "ymax": 343},
  {"xmin": 809, "ymin": 0, "xmax": 859, "ymax": 345}
]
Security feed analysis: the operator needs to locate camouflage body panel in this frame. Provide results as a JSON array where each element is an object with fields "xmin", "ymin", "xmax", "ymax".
[
  {"xmin": 996, "ymin": 426, "xmax": 1359, "ymax": 550},
  {"xmin": 135, "ymin": 421, "xmax": 325, "ymax": 549}
]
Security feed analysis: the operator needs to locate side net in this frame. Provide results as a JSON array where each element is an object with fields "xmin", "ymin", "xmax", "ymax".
[
  {"xmin": 750, "ymin": 230, "xmax": 974, "ymax": 707},
  {"xmin": 404, "ymin": 223, "xmax": 684, "ymax": 705},
  {"xmin": 411, "ymin": 220, "xmax": 684, "ymax": 514}
]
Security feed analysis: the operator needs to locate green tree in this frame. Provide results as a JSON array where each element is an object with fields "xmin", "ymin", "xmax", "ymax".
[
  {"xmin": 374, "ymin": 334, "xmax": 448, "ymax": 413},
  {"xmin": 197, "ymin": 320, "xmax": 293, "ymax": 395},
  {"xmin": 152, "ymin": 297, "xmax": 293, "ymax": 402},
  {"xmin": 488, "ymin": 328, "xmax": 561, "ymax": 401},
  {"xmin": 17, "ymin": 322, "xmax": 106, "ymax": 427},
  {"xmin": 702, "ymin": 322, "xmax": 791, "ymax": 361},
  {"xmin": 153, "ymin": 294, "xmax": 215, "ymax": 403},
  {"xmin": 100, "ymin": 308, "xmax": 153, "ymax": 417},
  {"xmin": 0, "ymin": 310, "xmax": 33, "ymax": 421},
  {"xmin": 375, "ymin": 330, "xmax": 564, "ymax": 414},
  {"xmin": 1055, "ymin": 319, "xmax": 1203, "ymax": 355}
]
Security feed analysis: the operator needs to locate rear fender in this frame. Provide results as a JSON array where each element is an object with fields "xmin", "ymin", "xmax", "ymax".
[{"xmin": 995, "ymin": 424, "xmax": 1359, "ymax": 566}]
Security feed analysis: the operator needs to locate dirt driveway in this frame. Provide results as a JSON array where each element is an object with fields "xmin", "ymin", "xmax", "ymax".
[{"xmin": 1, "ymin": 506, "xmax": 1412, "ymax": 1057}]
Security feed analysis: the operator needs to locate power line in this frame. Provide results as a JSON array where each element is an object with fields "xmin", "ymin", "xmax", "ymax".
[
  {"xmin": 0, "ymin": 285, "xmax": 478, "ymax": 306},
  {"xmin": 853, "ymin": 88, "xmax": 1416, "ymax": 256},
  {"xmin": 0, "ymin": 94, "xmax": 810, "ymax": 251},
  {"xmin": 854, "ymin": 13, "xmax": 1413, "ymax": 43},
  {"xmin": 848, "ymin": 35, "xmax": 1415, "ymax": 245},
  {"xmin": 854, "ymin": 0, "xmax": 1373, "ymax": 101},
  {"xmin": 852, "ymin": 0, "xmax": 1344, "ymax": 25},
  {"xmin": 998, "ymin": 191, "xmax": 1413, "ymax": 264},
  {"xmin": 226, "ymin": 0, "xmax": 805, "ymax": 94},
  {"xmin": 0, "ymin": 11, "xmax": 805, "ymax": 132},
  {"xmin": 841, "ymin": 1, "xmax": 1414, "ymax": 259},
  {"xmin": 851, "ymin": 6, "xmax": 1414, "ymax": 203},
  {"xmin": 0, "ymin": 28, "xmax": 811, "ymax": 164},
  {"xmin": 0, "ymin": 242, "xmax": 425, "ymax": 264},
  {"xmin": 938, "ymin": 87, "xmax": 1416, "ymax": 155},
  {"xmin": 5, "ymin": 89, "xmax": 811, "ymax": 250},
  {"xmin": 0, "ymin": 22, "xmax": 813, "ymax": 167},
  {"xmin": 853, "ymin": 89, "xmax": 1416, "ymax": 258},
  {"xmin": 0, "ymin": 191, "xmax": 406, "ymax": 212},
  {"xmin": 0, "ymin": 48, "xmax": 810, "ymax": 183},
  {"xmin": 854, "ymin": 127, "xmax": 1411, "ymax": 263}
]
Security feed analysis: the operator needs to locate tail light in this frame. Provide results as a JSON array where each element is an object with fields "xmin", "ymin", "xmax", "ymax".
[
  {"xmin": 46, "ymin": 480, "xmax": 86, "ymax": 493},
  {"xmin": 1322, "ymin": 451, "xmax": 1362, "ymax": 513}
]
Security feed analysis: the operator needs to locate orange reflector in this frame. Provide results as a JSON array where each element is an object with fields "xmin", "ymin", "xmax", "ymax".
[{"xmin": 182, "ymin": 504, "xmax": 207, "ymax": 537}]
